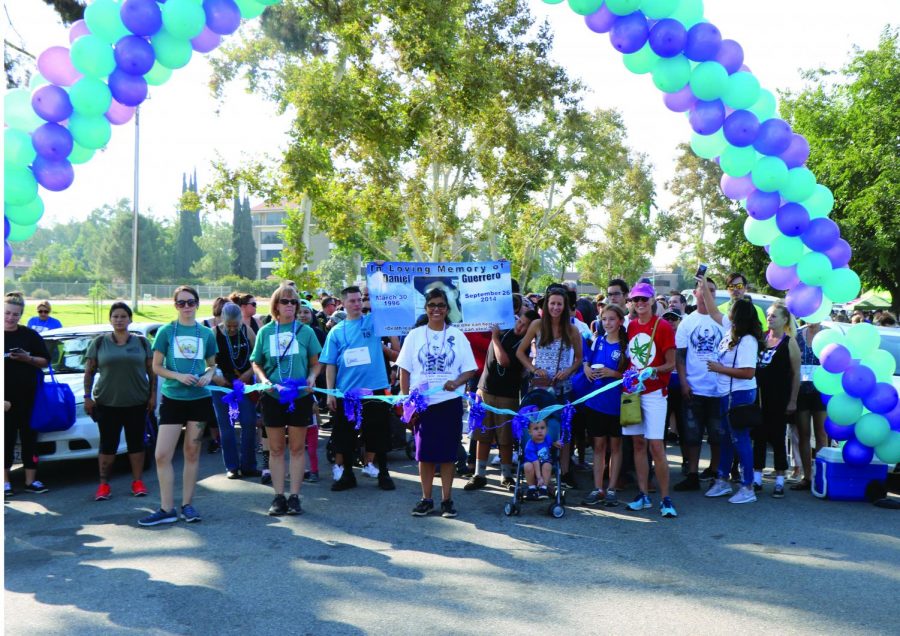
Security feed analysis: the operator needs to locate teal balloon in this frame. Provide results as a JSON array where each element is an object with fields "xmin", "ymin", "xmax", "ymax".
[
  {"xmin": 690, "ymin": 130, "xmax": 727, "ymax": 160},
  {"xmin": 670, "ymin": 0, "xmax": 703, "ymax": 28},
  {"xmin": 875, "ymin": 432, "xmax": 900, "ymax": 465},
  {"xmin": 70, "ymin": 35, "xmax": 116, "ymax": 78},
  {"xmin": 743, "ymin": 216, "xmax": 780, "ymax": 247},
  {"xmin": 822, "ymin": 268, "xmax": 860, "ymax": 304},
  {"xmin": 603, "ymin": 0, "xmax": 640, "ymax": 16},
  {"xmin": 7, "ymin": 220, "xmax": 38, "ymax": 242},
  {"xmin": 651, "ymin": 56, "xmax": 691, "ymax": 93},
  {"xmin": 145, "ymin": 61, "xmax": 173, "ymax": 86},
  {"xmin": 68, "ymin": 142, "xmax": 95, "ymax": 165},
  {"xmin": 855, "ymin": 413, "xmax": 890, "ymax": 448},
  {"xmin": 4, "ymin": 197, "xmax": 44, "ymax": 226},
  {"xmin": 826, "ymin": 392, "xmax": 863, "ymax": 425},
  {"xmin": 802, "ymin": 184, "xmax": 834, "ymax": 219},
  {"xmin": 720, "ymin": 145, "xmax": 757, "ymax": 177},
  {"xmin": 623, "ymin": 44, "xmax": 660, "ymax": 75},
  {"xmin": 5, "ymin": 89, "xmax": 43, "ymax": 132},
  {"xmin": 643, "ymin": 0, "xmax": 678, "ymax": 19},
  {"xmin": 151, "ymin": 29, "xmax": 193, "ymax": 70},
  {"xmin": 769, "ymin": 234, "xmax": 804, "ymax": 266},
  {"xmin": 722, "ymin": 72, "xmax": 760, "ymax": 110},
  {"xmin": 68, "ymin": 77, "xmax": 113, "ymax": 116},
  {"xmin": 235, "ymin": 0, "xmax": 266, "ymax": 19},
  {"xmin": 689, "ymin": 62, "xmax": 729, "ymax": 101},
  {"xmin": 68, "ymin": 113, "xmax": 112, "ymax": 149},
  {"xmin": 781, "ymin": 167, "xmax": 816, "ymax": 203},
  {"xmin": 750, "ymin": 156, "xmax": 788, "ymax": 192},
  {"xmin": 796, "ymin": 251, "xmax": 832, "ymax": 286},
  {"xmin": 84, "ymin": 0, "xmax": 129, "ymax": 44},
  {"xmin": 748, "ymin": 89, "xmax": 776, "ymax": 121},
  {"xmin": 844, "ymin": 322, "xmax": 880, "ymax": 358},
  {"xmin": 862, "ymin": 349, "xmax": 896, "ymax": 383},
  {"xmin": 161, "ymin": 0, "xmax": 207, "ymax": 40},
  {"xmin": 4, "ymin": 129, "xmax": 37, "ymax": 167},
  {"xmin": 4, "ymin": 167, "xmax": 38, "ymax": 207},
  {"xmin": 812, "ymin": 366, "xmax": 843, "ymax": 396},
  {"xmin": 811, "ymin": 328, "xmax": 843, "ymax": 358},
  {"xmin": 803, "ymin": 299, "xmax": 832, "ymax": 324}
]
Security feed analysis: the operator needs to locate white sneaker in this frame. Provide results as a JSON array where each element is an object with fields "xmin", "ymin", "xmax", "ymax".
[
  {"xmin": 705, "ymin": 479, "xmax": 733, "ymax": 498},
  {"xmin": 490, "ymin": 455, "xmax": 501, "ymax": 466},
  {"xmin": 729, "ymin": 486, "xmax": 757, "ymax": 504},
  {"xmin": 332, "ymin": 465, "xmax": 344, "ymax": 482},
  {"xmin": 361, "ymin": 463, "xmax": 379, "ymax": 478}
]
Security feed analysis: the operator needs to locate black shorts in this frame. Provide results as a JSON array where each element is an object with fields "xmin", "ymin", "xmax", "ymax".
[
  {"xmin": 261, "ymin": 393, "xmax": 313, "ymax": 428},
  {"xmin": 331, "ymin": 398, "xmax": 391, "ymax": 456},
  {"xmin": 797, "ymin": 387, "xmax": 825, "ymax": 413},
  {"xmin": 585, "ymin": 410, "xmax": 622, "ymax": 438},
  {"xmin": 96, "ymin": 403, "xmax": 147, "ymax": 454},
  {"xmin": 159, "ymin": 395, "xmax": 216, "ymax": 426}
]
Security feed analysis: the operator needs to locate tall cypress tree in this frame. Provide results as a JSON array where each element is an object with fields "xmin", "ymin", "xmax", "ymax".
[
  {"xmin": 231, "ymin": 193, "xmax": 257, "ymax": 278},
  {"xmin": 174, "ymin": 171, "xmax": 204, "ymax": 279}
]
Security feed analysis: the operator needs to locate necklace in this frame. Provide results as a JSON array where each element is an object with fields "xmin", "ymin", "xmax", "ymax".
[
  {"xmin": 223, "ymin": 325, "xmax": 248, "ymax": 371},
  {"xmin": 168, "ymin": 321, "xmax": 201, "ymax": 376},
  {"xmin": 275, "ymin": 320, "xmax": 296, "ymax": 380},
  {"xmin": 427, "ymin": 324, "xmax": 448, "ymax": 359}
]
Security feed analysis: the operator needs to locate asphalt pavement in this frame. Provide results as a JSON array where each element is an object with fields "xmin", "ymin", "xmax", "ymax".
[{"xmin": 4, "ymin": 429, "xmax": 899, "ymax": 635}]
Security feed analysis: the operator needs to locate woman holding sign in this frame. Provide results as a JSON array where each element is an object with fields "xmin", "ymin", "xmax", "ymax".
[{"xmin": 397, "ymin": 288, "xmax": 477, "ymax": 518}]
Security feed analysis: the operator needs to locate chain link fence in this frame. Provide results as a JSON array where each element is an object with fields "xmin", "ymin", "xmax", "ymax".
[{"xmin": 6, "ymin": 282, "xmax": 238, "ymax": 300}]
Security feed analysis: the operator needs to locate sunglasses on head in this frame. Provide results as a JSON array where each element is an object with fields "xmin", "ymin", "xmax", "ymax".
[
  {"xmin": 279, "ymin": 298, "xmax": 299, "ymax": 306},
  {"xmin": 426, "ymin": 303, "xmax": 448, "ymax": 310},
  {"xmin": 175, "ymin": 299, "xmax": 198, "ymax": 308}
]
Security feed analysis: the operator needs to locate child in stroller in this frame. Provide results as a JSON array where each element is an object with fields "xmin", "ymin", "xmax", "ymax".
[{"xmin": 523, "ymin": 419, "xmax": 560, "ymax": 500}]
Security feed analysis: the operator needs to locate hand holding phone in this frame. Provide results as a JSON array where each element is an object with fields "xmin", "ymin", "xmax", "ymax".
[{"xmin": 694, "ymin": 263, "xmax": 708, "ymax": 281}]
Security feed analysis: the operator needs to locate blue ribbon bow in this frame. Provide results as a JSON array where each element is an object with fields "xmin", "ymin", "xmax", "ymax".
[
  {"xmin": 220, "ymin": 379, "xmax": 245, "ymax": 427},
  {"xmin": 343, "ymin": 388, "xmax": 373, "ymax": 430},
  {"xmin": 466, "ymin": 392, "xmax": 486, "ymax": 435}
]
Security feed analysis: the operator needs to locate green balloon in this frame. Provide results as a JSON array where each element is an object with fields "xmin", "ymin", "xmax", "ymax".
[
  {"xmin": 780, "ymin": 167, "xmax": 816, "ymax": 203},
  {"xmin": 826, "ymin": 392, "xmax": 863, "ymax": 425},
  {"xmin": 643, "ymin": 0, "xmax": 678, "ymax": 19},
  {"xmin": 68, "ymin": 113, "xmax": 112, "ymax": 150},
  {"xmin": 812, "ymin": 366, "xmax": 844, "ymax": 396},
  {"xmin": 162, "ymin": 0, "xmax": 207, "ymax": 40},
  {"xmin": 751, "ymin": 156, "xmax": 788, "ymax": 192},
  {"xmin": 822, "ymin": 268, "xmax": 860, "ymax": 304},
  {"xmin": 623, "ymin": 44, "xmax": 660, "ymax": 75},
  {"xmin": 811, "ymin": 328, "xmax": 842, "ymax": 358},
  {"xmin": 722, "ymin": 72, "xmax": 761, "ymax": 110},
  {"xmin": 749, "ymin": 89, "xmax": 777, "ymax": 121},
  {"xmin": 7, "ymin": 220, "xmax": 38, "ymax": 242},
  {"xmin": 743, "ymin": 216, "xmax": 780, "ymax": 247},
  {"xmin": 4, "ymin": 197, "xmax": 44, "ymax": 226},
  {"xmin": 69, "ymin": 77, "xmax": 113, "ymax": 116},
  {"xmin": 152, "ymin": 30, "xmax": 193, "ymax": 70},
  {"xmin": 861, "ymin": 349, "xmax": 896, "ymax": 383},
  {"xmin": 855, "ymin": 413, "xmax": 890, "ymax": 447},
  {"xmin": 145, "ymin": 61, "xmax": 173, "ymax": 86},
  {"xmin": 652, "ymin": 56, "xmax": 691, "ymax": 93},
  {"xmin": 720, "ymin": 144, "xmax": 757, "ymax": 177},
  {"xmin": 4, "ymin": 167, "xmax": 38, "ymax": 207},
  {"xmin": 235, "ymin": 0, "xmax": 266, "ymax": 18},
  {"xmin": 690, "ymin": 130, "xmax": 727, "ymax": 160},
  {"xmin": 689, "ymin": 62, "xmax": 729, "ymax": 101},
  {"xmin": 845, "ymin": 322, "xmax": 880, "ymax": 358},
  {"xmin": 769, "ymin": 234, "xmax": 804, "ymax": 266},
  {"xmin": 256, "ymin": 0, "xmax": 281, "ymax": 5},
  {"xmin": 84, "ymin": 0, "xmax": 129, "ymax": 44},
  {"xmin": 5, "ymin": 89, "xmax": 43, "ymax": 133},
  {"xmin": 4, "ymin": 129, "xmax": 37, "ymax": 167},
  {"xmin": 802, "ymin": 184, "xmax": 834, "ymax": 219},
  {"xmin": 602, "ymin": 0, "xmax": 639, "ymax": 16},
  {"xmin": 70, "ymin": 35, "xmax": 117, "ymax": 78},
  {"xmin": 68, "ymin": 142, "xmax": 95, "ymax": 165},
  {"xmin": 803, "ymin": 299, "xmax": 832, "ymax": 324},
  {"xmin": 670, "ymin": 0, "xmax": 703, "ymax": 28},
  {"xmin": 796, "ymin": 251, "xmax": 832, "ymax": 286},
  {"xmin": 875, "ymin": 431, "xmax": 900, "ymax": 465}
]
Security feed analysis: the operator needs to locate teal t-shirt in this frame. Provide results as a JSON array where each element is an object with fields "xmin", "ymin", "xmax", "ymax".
[
  {"xmin": 153, "ymin": 321, "xmax": 219, "ymax": 400},
  {"xmin": 251, "ymin": 320, "xmax": 322, "ymax": 384},
  {"xmin": 319, "ymin": 313, "xmax": 390, "ymax": 392}
]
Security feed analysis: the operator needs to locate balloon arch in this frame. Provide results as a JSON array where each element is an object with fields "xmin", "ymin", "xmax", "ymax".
[{"xmin": 4, "ymin": 0, "xmax": 899, "ymax": 465}]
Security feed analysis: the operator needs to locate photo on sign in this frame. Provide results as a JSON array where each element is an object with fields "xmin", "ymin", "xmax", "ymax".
[{"xmin": 413, "ymin": 276, "xmax": 464, "ymax": 324}]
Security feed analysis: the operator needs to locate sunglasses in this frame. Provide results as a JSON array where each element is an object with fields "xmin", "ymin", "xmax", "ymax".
[
  {"xmin": 279, "ymin": 298, "xmax": 299, "ymax": 306},
  {"xmin": 727, "ymin": 283, "xmax": 745, "ymax": 290},
  {"xmin": 631, "ymin": 296, "xmax": 650, "ymax": 303},
  {"xmin": 362, "ymin": 308, "xmax": 371, "ymax": 314},
  {"xmin": 175, "ymin": 299, "xmax": 198, "ymax": 308},
  {"xmin": 426, "ymin": 303, "xmax": 448, "ymax": 310},
  {"xmin": 245, "ymin": 301, "xmax": 257, "ymax": 307},
  {"xmin": 38, "ymin": 310, "xmax": 50, "ymax": 314}
]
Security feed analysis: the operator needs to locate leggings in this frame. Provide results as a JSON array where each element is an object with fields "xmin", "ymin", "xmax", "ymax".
[
  {"xmin": 5, "ymin": 399, "xmax": 38, "ymax": 469},
  {"xmin": 753, "ymin": 402, "xmax": 789, "ymax": 471},
  {"xmin": 306, "ymin": 425, "xmax": 319, "ymax": 473},
  {"xmin": 96, "ymin": 403, "xmax": 147, "ymax": 455}
]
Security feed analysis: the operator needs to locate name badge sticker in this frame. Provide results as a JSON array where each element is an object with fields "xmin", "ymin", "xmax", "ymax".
[{"xmin": 344, "ymin": 346, "xmax": 372, "ymax": 368}]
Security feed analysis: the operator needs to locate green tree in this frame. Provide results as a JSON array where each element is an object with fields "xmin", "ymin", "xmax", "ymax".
[
  {"xmin": 192, "ymin": 218, "xmax": 234, "ymax": 282},
  {"xmin": 315, "ymin": 250, "xmax": 360, "ymax": 294},
  {"xmin": 99, "ymin": 212, "xmax": 172, "ymax": 283},
  {"xmin": 174, "ymin": 173, "xmax": 203, "ymax": 279},
  {"xmin": 21, "ymin": 246, "xmax": 89, "ymax": 282},
  {"xmin": 780, "ymin": 27, "xmax": 900, "ymax": 310},
  {"xmin": 231, "ymin": 195, "xmax": 257, "ymax": 279}
]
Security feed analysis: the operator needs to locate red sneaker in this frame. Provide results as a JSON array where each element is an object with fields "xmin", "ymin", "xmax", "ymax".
[
  {"xmin": 131, "ymin": 480, "xmax": 148, "ymax": 497},
  {"xmin": 95, "ymin": 483, "xmax": 111, "ymax": 501}
]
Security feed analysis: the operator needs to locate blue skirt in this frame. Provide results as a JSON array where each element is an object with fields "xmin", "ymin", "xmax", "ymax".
[{"xmin": 415, "ymin": 398, "xmax": 463, "ymax": 463}]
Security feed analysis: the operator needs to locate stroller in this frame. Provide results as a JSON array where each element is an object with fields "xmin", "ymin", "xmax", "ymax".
[{"xmin": 503, "ymin": 390, "xmax": 566, "ymax": 519}]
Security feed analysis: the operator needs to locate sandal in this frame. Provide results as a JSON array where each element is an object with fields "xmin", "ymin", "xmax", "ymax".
[{"xmin": 789, "ymin": 479, "xmax": 811, "ymax": 491}]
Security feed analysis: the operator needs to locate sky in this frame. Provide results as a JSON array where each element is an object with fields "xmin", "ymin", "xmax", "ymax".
[{"xmin": 6, "ymin": 0, "xmax": 899, "ymax": 266}]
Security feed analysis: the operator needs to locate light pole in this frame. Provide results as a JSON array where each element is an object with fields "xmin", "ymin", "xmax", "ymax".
[{"xmin": 131, "ymin": 105, "xmax": 140, "ymax": 311}]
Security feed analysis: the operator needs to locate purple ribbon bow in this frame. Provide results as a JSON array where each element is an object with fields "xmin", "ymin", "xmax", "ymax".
[
  {"xmin": 274, "ymin": 378, "xmax": 307, "ymax": 412},
  {"xmin": 221, "ymin": 379, "xmax": 245, "ymax": 427},
  {"xmin": 622, "ymin": 368, "xmax": 641, "ymax": 394},
  {"xmin": 343, "ymin": 388, "xmax": 373, "ymax": 430},
  {"xmin": 402, "ymin": 387, "xmax": 429, "ymax": 424},
  {"xmin": 560, "ymin": 402, "xmax": 575, "ymax": 445},
  {"xmin": 466, "ymin": 392, "xmax": 486, "ymax": 435},
  {"xmin": 511, "ymin": 405, "xmax": 539, "ymax": 442}
]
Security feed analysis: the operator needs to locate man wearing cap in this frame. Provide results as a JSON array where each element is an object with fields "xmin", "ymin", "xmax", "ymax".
[
  {"xmin": 717, "ymin": 272, "xmax": 767, "ymax": 332},
  {"xmin": 623, "ymin": 281, "xmax": 678, "ymax": 518}
]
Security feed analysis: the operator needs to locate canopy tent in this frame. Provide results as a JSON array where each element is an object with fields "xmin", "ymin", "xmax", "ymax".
[{"xmin": 846, "ymin": 292, "xmax": 893, "ymax": 310}]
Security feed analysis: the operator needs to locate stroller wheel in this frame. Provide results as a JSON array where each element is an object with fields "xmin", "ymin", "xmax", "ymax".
[
  {"xmin": 503, "ymin": 503, "xmax": 515, "ymax": 517},
  {"xmin": 550, "ymin": 504, "xmax": 565, "ymax": 519}
]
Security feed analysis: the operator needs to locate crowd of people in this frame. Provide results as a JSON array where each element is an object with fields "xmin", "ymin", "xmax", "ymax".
[{"xmin": 3, "ymin": 270, "xmax": 897, "ymax": 523}]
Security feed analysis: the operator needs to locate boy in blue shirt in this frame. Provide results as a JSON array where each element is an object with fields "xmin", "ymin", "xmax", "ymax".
[{"xmin": 523, "ymin": 419, "xmax": 559, "ymax": 500}]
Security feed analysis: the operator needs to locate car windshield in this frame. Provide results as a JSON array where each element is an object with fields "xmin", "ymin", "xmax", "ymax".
[{"xmin": 43, "ymin": 335, "xmax": 97, "ymax": 374}]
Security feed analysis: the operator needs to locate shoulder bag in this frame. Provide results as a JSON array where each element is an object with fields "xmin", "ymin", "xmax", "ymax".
[
  {"xmin": 30, "ymin": 365, "xmax": 77, "ymax": 433},
  {"xmin": 727, "ymin": 338, "xmax": 761, "ymax": 430}
]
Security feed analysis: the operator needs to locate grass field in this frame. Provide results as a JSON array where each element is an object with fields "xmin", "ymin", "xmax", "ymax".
[{"xmin": 33, "ymin": 303, "xmax": 181, "ymax": 327}]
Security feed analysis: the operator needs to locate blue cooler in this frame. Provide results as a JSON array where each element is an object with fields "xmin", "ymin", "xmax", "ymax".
[{"xmin": 812, "ymin": 447, "xmax": 889, "ymax": 501}]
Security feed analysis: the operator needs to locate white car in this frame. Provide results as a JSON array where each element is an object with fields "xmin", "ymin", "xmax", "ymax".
[
  {"xmin": 682, "ymin": 288, "xmax": 784, "ymax": 316},
  {"xmin": 15, "ymin": 323, "xmax": 163, "ymax": 464}
]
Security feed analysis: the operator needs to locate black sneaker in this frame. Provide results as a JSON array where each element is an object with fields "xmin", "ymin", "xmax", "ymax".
[
  {"xmin": 463, "ymin": 475, "xmax": 487, "ymax": 491},
  {"xmin": 268, "ymin": 494, "xmax": 288, "ymax": 516},
  {"xmin": 207, "ymin": 439, "xmax": 220, "ymax": 454},
  {"xmin": 772, "ymin": 484, "xmax": 785, "ymax": 499},
  {"xmin": 241, "ymin": 468, "xmax": 262, "ymax": 477},
  {"xmin": 699, "ymin": 467, "xmax": 716, "ymax": 480},
  {"xmin": 24, "ymin": 481, "xmax": 49, "ymax": 494},
  {"xmin": 500, "ymin": 476, "xmax": 515, "ymax": 490},
  {"xmin": 562, "ymin": 471, "xmax": 578, "ymax": 489},
  {"xmin": 674, "ymin": 473, "xmax": 700, "ymax": 492},
  {"xmin": 753, "ymin": 482, "xmax": 763, "ymax": 493},
  {"xmin": 226, "ymin": 470, "xmax": 241, "ymax": 480},
  {"xmin": 537, "ymin": 486, "xmax": 549, "ymax": 500},
  {"xmin": 286, "ymin": 494, "xmax": 302, "ymax": 515},
  {"xmin": 525, "ymin": 487, "xmax": 539, "ymax": 501},
  {"xmin": 331, "ymin": 471, "xmax": 358, "ymax": 492},
  {"xmin": 411, "ymin": 498, "xmax": 434, "ymax": 516},
  {"xmin": 377, "ymin": 472, "xmax": 396, "ymax": 491},
  {"xmin": 440, "ymin": 499, "xmax": 458, "ymax": 518}
]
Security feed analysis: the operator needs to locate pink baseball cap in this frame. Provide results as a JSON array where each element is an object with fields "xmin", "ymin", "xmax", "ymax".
[{"xmin": 629, "ymin": 282, "xmax": 655, "ymax": 299}]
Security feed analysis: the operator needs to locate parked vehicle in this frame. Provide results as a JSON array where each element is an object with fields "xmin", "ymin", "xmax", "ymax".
[
  {"xmin": 812, "ymin": 321, "xmax": 900, "ymax": 392},
  {"xmin": 682, "ymin": 288, "xmax": 784, "ymax": 316}
]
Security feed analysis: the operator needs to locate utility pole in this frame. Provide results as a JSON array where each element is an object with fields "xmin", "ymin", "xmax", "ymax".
[{"xmin": 131, "ymin": 106, "xmax": 140, "ymax": 311}]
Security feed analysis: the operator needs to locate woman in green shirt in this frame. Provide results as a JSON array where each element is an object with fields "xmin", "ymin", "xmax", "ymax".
[{"xmin": 251, "ymin": 284, "xmax": 322, "ymax": 516}]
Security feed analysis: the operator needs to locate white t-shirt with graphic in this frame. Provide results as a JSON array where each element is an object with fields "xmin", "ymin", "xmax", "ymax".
[
  {"xmin": 715, "ymin": 334, "xmax": 759, "ymax": 395},
  {"xmin": 396, "ymin": 324, "xmax": 478, "ymax": 405},
  {"xmin": 675, "ymin": 311, "xmax": 727, "ymax": 397}
]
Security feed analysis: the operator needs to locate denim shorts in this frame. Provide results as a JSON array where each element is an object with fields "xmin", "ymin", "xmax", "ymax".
[{"xmin": 683, "ymin": 395, "xmax": 722, "ymax": 446}]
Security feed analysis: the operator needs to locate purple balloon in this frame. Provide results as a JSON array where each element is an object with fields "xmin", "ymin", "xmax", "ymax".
[
  {"xmin": 32, "ymin": 85, "xmax": 73, "ymax": 123},
  {"xmin": 69, "ymin": 19, "xmax": 90, "ymax": 43},
  {"xmin": 31, "ymin": 156, "xmax": 75, "ymax": 192},
  {"xmin": 106, "ymin": 99, "xmax": 136, "ymax": 125},
  {"xmin": 863, "ymin": 382, "xmax": 899, "ymax": 415},
  {"xmin": 823, "ymin": 238, "xmax": 852, "ymax": 269},
  {"xmin": 745, "ymin": 190, "xmax": 781, "ymax": 220},
  {"xmin": 884, "ymin": 400, "xmax": 900, "ymax": 429},
  {"xmin": 648, "ymin": 19, "xmax": 686, "ymax": 58},
  {"xmin": 114, "ymin": 35, "xmax": 156, "ymax": 75},
  {"xmin": 36, "ymin": 46, "xmax": 82, "ymax": 87},
  {"xmin": 766, "ymin": 262, "xmax": 799, "ymax": 291},
  {"xmin": 203, "ymin": 0, "xmax": 241, "ymax": 35},
  {"xmin": 121, "ymin": 0, "xmax": 163, "ymax": 37},
  {"xmin": 32, "ymin": 122, "xmax": 74, "ymax": 161},
  {"xmin": 191, "ymin": 26, "xmax": 222, "ymax": 53},
  {"xmin": 4, "ymin": 217, "xmax": 10, "ymax": 239},
  {"xmin": 108, "ymin": 69, "xmax": 148, "ymax": 107},
  {"xmin": 3, "ymin": 241, "xmax": 10, "ymax": 267},
  {"xmin": 779, "ymin": 133, "xmax": 810, "ymax": 169},
  {"xmin": 689, "ymin": 99, "xmax": 725, "ymax": 135},
  {"xmin": 663, "ymin": 85, "xmax": 696, "ymax": 112},
  {"xmin": 785, "ymin": 283, "xmax": 822, "ymax": 318},
  {"xmin": 585, "ymin": 5, "xmax": 617, "ymax": 34},
  {"xmin": 753, "ymin": 119, "xmax": 793, "ymax": 156},
  {"xmin": 684, "ymin": 22, "xmax": 722, "ymax": 62},
  {"xmin": 825, "ymin": 417, "xmax": 854, "ymax": 441},
  {"xmin": 775, "ymin": 202, "xmax": 810, "ymax": 237},
  {"xmin": 801, "ymin": 217, "xmax": 840, "ymax": 252},
  {"xmin": 714, "ymin": 39, "xmax": 744, "ymax": 74},
  {"xmin": 722, "ymin": 109, "xmax": 760, "ymax": 147},
  {"xmin": 720, "ymin": 174, "xmax": 755, "ymax": 200},
  {"xmin": 609, "ymin": 12, "xmax": 649, "ymax": 54},
  {"xmin": 842, "ymin": 363, "xmax": 876, "ymax": 398},
  {"xmin": 820, "ymin": 343, "xmax": 852, "ymax": 373},
  {"xmin": 842, "ymin": 437, "xmax": 875, "ymax": 466}
]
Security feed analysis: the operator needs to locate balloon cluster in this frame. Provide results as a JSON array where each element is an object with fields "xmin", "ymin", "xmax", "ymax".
[
  {"xmin": 3, "ymin": 0, "xmax": 280, "ymax": 265},
  {"xmin": 811, "ymin": 323, "xmax": 900, "ymax": 466}
]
